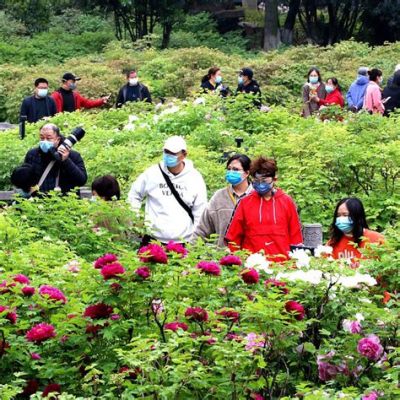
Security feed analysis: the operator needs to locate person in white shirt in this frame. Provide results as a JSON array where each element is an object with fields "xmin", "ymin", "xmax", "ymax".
[{"xmin": 127, "ymin": 136, "xmax": 207, "ymax": 245}]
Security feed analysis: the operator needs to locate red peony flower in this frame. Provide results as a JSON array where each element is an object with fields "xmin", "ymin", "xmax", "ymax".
[
  {"xmin": 0, "ymin": 305, "xmax": 17, "ymax": 324},
  {"xmin": 26, "ymin": 323, "xmax": 56, "ymax": 343},
  {"xmin": 110, "ymin": 282, "xmax": 122, "ymax": 292},
  {"xmin": 135, "ymin": 266, "xmax": 151, "ymax": 279},
  {"xmin": 13, "ymin": 274, "xmax": 30, "ymax": 285},
  {"xmin": 0, "ymin": 340, "xmax": 10, "ymax": 356},
  {"xmin": 196, "ymin": 261, "xmax": 221, "ymax": 276},
  {"xmin": 165, "ymin": 241, "xmax": 188, "ymax": 257},
  {"xmin": 241, "ymin": 268, "xmax": 259, "ymax": 284},
  {"xmin": 39, "ymin": 285, "xmax": 67, "ymax": 304},
  {"xmin": 85, "ymin": 323, "xmax": 104, "ymax": 336},
  {"xmin": 42, "ymin": 383, "xmax": 61, "ymax": 397},
  {"xmin": 100, "ymin": 262, "xmax": 126, "ymax": 280},
  {"xmin": 216, "ymin": 308, "xmax": 240, "ymax": 323},
  {"xmin": 119, "ymin": 366, "xmax": 142, "ymax": 380},
  {"xmin": 94, "ymin": 253, "xmax": 118, "ymax": 269},
  {"xmin": 22, "ymin": 286, "xmax": 35, "ymax": 296},
  {"xmin": 265, "ymin": 278, "xmax": 289, "ymax": 294},
  {"xmin": 219, "ymin": 254, "xmax": 242, "ymax": 266},
  {"xmin": 285, "ymin": 300, "xmax": 305, "ymax": 320},
  {"xmin": 164, "ymin": 321, "xmax": 189, "ymax": 331},
  {"xmin": 185, "ymin": 307, "xmax": 208, "ymax": 322},
  {"xmin": 138, "ymin": 244, "xmax": 168, "ymax": 264},
  {"xmin": 22, "ymin": 379, "xmax": 39, "ymax": 396},
  {"xmin": 83, "ymin": 303, "xmax": 114, "ymax": 319}
]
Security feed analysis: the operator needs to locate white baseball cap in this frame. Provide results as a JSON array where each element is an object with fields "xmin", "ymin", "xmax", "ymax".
[{"xmin": 163, "ymin": 136, "xmax": 187, "ymax": 153}]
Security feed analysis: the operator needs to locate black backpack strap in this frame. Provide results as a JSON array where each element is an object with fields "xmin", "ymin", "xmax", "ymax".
[{"xmin": 158, "ymin": 164, "xmax": 194, "ymax": 223}]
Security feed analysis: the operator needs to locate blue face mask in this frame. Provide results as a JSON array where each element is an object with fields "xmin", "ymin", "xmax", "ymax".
[
  {"xmin": 69, "ymin": 82, "xmax": 76, "ymax": 90},
  {"xmin": 215, "ymin": 76, "xmax": 222, "ymax": 84},
  {"xmin": 335, "ymin": 216, "xmax": 353, "ymax": 234},
  {"xmin": 226, "ymin": 171, "xmax": 243, "ymax": 186},
  {"xmin": 39, "ymin": 140, "xmax": 54, "ymax": 153},
  {"xmin": 309, "ymin": 76, "xmax": 319, "ymax": 84},
  {"xmin": 238, "ymin": 76, "xmax": 244, "ymax": 85},
  {"xmin": 253, "ymin": 181, "xmax": 273, "ymax": 196},
  {"xmin": 325, "ymin": 85, "xmax": 334, "ymax": 93},
  {"xmin": 163, "ymin": 153, "xmax": 179, "ymax": 168}
]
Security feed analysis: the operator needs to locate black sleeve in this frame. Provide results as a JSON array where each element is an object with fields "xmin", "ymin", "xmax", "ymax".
[
  {"xmin": 116, "ymin": 88, "xmax": 124, "ymax": 108},
  {"xmin": 20, "ymin": 98, "xmax": 29, "ymax": 122},
  {"xmin": 60, "ymin": 151, "xmax": 87, "ymax": 187},
  {"xmin": 143, "ymin": 86, "xmax": 152, "ymax": 103}
]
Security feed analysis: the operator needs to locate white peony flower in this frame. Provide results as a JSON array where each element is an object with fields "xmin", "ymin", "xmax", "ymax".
[
  {"xmin": 288, "ymin": 248, "xmax": 311, "ymax": 268},
  {"xmin": 276, "ymin": 269, "xmax": 323, "ymax": 285},
  {"xmin": 245, "ymin": 253, "xmax": 272, "ymax": 274},
  {"xmin": 314, "ymin": 245, "xmax": 333, "ymax": 258},
  {"xmin": 355, "ymin": 313, "xmax": 364, "ymax": 321},
  {"xmin": 160, "ymin": 105, "xmax": 180, "ymax": 115},
  {"xmin": 193, "ymin": 97, "xmax": 206, "ymax": 106}
]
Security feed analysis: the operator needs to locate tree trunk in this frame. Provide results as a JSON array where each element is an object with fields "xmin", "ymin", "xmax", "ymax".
[
  {"xmin": 281, "ymin": 0, "xmax": 300, "ymax": 44},
  {"xmin": 242, "ymin": 0, "xmax": 258, "ymax": 10},
  {"xmin": 264, "ymin": 0, "xmax": 281, "ymax": 51},
  {"xmin": 161, "ymin": 22, "xmax": 173, "ymax": 49}
]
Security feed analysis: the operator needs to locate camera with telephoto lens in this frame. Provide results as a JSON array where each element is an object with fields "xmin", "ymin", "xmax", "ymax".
[{"xmin": 51, "ymin": 127, "xmax": 85, "ymax": 161}]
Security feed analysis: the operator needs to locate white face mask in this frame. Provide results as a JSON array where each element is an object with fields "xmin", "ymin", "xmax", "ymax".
[{"xmin": 129, "ymin": 78, "xmax": 138, "ymax": 86}]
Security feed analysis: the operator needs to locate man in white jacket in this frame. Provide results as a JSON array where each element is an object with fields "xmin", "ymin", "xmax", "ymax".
[{"xmin": 128, "ymin": 136, "xmax": 207, "ymax": 245}]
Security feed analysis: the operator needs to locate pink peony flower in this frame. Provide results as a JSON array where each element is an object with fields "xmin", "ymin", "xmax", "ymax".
[
  {"xmin": 165, "ymin": 241, "xmax": 188, "ymax": 257},
  {"xmin": 216, "ymin": 308, "xmax": 240, "ymax": 323},
  {"xmin": 357, "ymin": 335, "xmax": 384, "ymax": 361},
  {"xmin": 241, "ymin": 268, "xmax": 259, "ymax": 284},
  {"xmin": 22, "ymin": 286, "xmax": 35, "ymax": 296},
  {"xmin": 164, "ymin": 321, "xmax": 189, "ymax": 331},
  {"xmin": 252, "ymin": 395, "xmax": 265, "ymax": 400},
  {"xmin": 151, "ymin": 299, "xmax": 164, "ymax": 315},
  {"xmin": 265, "ymin": 278, "xmax": 289, "ymax": 294},
  {"xmin": 65, "ymin": 260, "xmax": 81, "ymax": 273},
  {"xmin": 317, "ymin": 359, "xmax": 338, "ymax": 381},
  {"xmin": 13, "ymin": 274, "xmax": 30, "ymax": 285},
  {"xmin": 342, "ymin": 319, "xmax": 362, "ymax": 334},
  {"xmin": 0, "ymin": 280, "xmax": 15, "ymax": 294},
  {"xmin": 219, "ymin": 254, "xmax": 242, "ymax": 266},
  {"xmin": 26, "ymin": 323, "xmax": 56, "ymax": 343},
  {"xmin": 362, "ymin": 391, "xmax": 380, "ymax": 400},
  {"xmin": 285, "ymin": 300, "xmax": 305, "ymax": 320},
  {"xmin": 100, "ymin": 262, "xmax": 126, "ymax": 280},
  {"xmin": 39, "ymin": 285, "xmax": 67, "ymax": 304},
  {"xmin": 185, "ymin": 307, "xmax": 208, "ymax": 322},
  {"xmin": 30, "ymin": 352, "xmax": 41, "ymax": 360},
  {"xmin": 110, "ymin": 314, "xmax": 121, "ymax": 320},
  {"xmin": 94, "ymin": 253, "xmax": 118, "ymax": 269},
  {"xmin": 245, "ymin": 332, "xmax": 266, "ymax": 351},
  {"xmin": 84, "ymin": 303, "xmax": 114, "ymax": 319},
  {"xmin": 135, "ymin": 266, "xmax": 151, "ymax": 279},
  {"xmin": 196, "ymin": 261, "xmax": 221, "ymax": 276},
  {"xmin": 139, "ymin": 244, "xmax": 168, "ymax": 264},
  {"xmin": 0, "ymin": 305, "xmax": 17, "ymax": 324},
  {"xmin": 226, "ymin": 332, "xmax": 242, "ymax": 342},
  {"xmin": 42, "ymin": 383, "xmax": 61, "ymax": 397}
]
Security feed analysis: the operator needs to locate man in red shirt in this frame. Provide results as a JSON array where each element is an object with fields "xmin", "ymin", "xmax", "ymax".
[{"xmin": 52, "ymin": 72, "xmax": 109, "ymax": 113}]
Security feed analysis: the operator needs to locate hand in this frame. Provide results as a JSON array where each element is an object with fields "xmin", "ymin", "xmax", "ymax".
[
  {"xmin": 311, "ymin": 96, "xmax": 320, "ymax": 102},
  {"xmin": 102, "ymin": 95, "xmax": 111, "ymax": 104},
  {"xmin": 57, "ymin": 146, "xmax": 70, "ymax": 161}
]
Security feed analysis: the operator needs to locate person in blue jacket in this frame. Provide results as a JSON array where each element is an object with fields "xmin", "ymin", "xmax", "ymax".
[{"xmin": 346, "ymin": 67, "xmax": 369, "ymax": 112}]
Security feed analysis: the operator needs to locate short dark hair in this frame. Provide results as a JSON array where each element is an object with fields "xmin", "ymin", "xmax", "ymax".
[
  {"xmin": 40, "ymin": 123, "xmax": 61, "ymax": 137},
  {"xmin": 329, "ymin": 197, "xmax": 369, "ymax": 246},
  {"xmin": 11, "ymin": 163, "xmax": 37, "ymax": 192},
  {"xmin": 368, "ymin": 68, "xmax": 382, "ymax": 82},
  {"xmin": 226, "ymin": 154, "xmax": 251, "ymax": 172},
  {"xmin": 250, "ymin": 157, "xmax": 277, "ymax": 177},
  {"xmin": 34, "ymin": 78, "xmax": 48, "ymax": 87},
  {"xmin": 92, "ymin": 175, "xmax": 120, "ymax": 201},
  {"xmin": 307, "ymin": 67, "xmax": 322, "ymax": 83},
  {"xmin": 126, "ymin": 69, "xmax": 137, "ymax": 78},
  {"xmin": 392, "ymin": 70, "xmax": 400, "ymax": 86}
]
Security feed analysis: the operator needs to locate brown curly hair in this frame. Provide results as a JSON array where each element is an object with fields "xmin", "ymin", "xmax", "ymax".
[{"xmin": 250, "ymin": 157, "xmax": 277, "ymax": 177}]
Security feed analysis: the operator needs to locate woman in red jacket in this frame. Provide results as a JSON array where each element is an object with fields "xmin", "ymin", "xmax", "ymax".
[
  {"xmin": 314, "ymin": 77, "xmax": 344, "ymax": 108},
  {"xmin": 225, "ymin": 157, "xmax": 303, "ymax": 261}
]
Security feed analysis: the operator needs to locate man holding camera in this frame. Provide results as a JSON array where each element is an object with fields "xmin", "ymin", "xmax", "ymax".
[{"xmin": 23, "ymin": 123, "xmax": 87, "ymax": 194}]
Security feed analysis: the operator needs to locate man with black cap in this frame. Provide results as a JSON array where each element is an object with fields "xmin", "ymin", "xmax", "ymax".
[
  {"xmin": 236, "ymin": 67, "xmax": 262, "ymax": 107},
  {"xmin": 346, "ymin": 67, "xmax": 369, "ymax": 112},
  {"xmin": 51, "ymin": 72, "xmax": 109, "ymax": 113},
  {"xmin": 116, "ymin": 69, "xmax": 152, "ymax": 107}
]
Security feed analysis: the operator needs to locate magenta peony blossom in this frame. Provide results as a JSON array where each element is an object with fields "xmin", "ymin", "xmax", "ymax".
[
  {"xmin": 185, "ymin": 307, "xmax": 208, "ymax": 322},
  {"xmin": 139, "ymin": 244, "xmax": 168, "ymax": 264},
  {"xmin": 39, "ymin": 285, "xmax": 67, "ymax": 304},
  {"xmin": 285, "ymin": 300, "xmax": 305, "ymax": 320},
  {"xmin": 343, "ymin": 319, "xmax": 362, "ymax": 334},
  {"xmin": 196, "ymin": 261, "xmax": 221, "ymax": 276},
  {"xmin": 22, "ymin": 286, "xmax": 35, "ymax": 296},
  {"xmin": 0, "ymin": 305, "xmax": 17, "ymax": 324},
  {"xmin": 26, "ymin": 323, "xmax": 56, "ymax": 343},
  {"xmin": 165, "ymin": 241, "xmax": 188, "ymax": 257},
  {"xmin": 241, "ymin": 268, "xmax": 259, "ymax": 284},
  {"xmin": 13, "ymin": 274, "xmax": 30, "ymax": 285},
  {"xmin": 30, "ymin": 352, "xmax": 41, "ymax": 360},
  {"xmin": 219, "ymin": 254, "xmax": 242, "ymax": 266},
  {"xmin": 357, "ymin": 335, "xmax": 384, "ymax": 361},
  {"xmin": 265, "ymin": 278, "xmax": 289, "ymax": 294},
  {"xmin": 164, "ymin": 321, "xmax": 189, "ymax": 331},
  {"xmin": 42, "ymin": 383, "xmax": 61, "ymax": 397},
  {"xmin": 83, "ymin": 303, "xmax": 114, "ymax": 319},
  {"xmin": 100, "ymin": 262, "xmax": 126, "ymax": 280},
  {"xmin": 362, "ymin": 391, "xmax": 380, "ymax": 400},
  {"xmin": 0, "ymin": 280, "xmax": 15, "ymax": 294},
  {"xmin": 110, "ymin": 314, "xmax": 121, "ymax": 320},
  {"xmin": 94, "ymin": 253, "xmax": 118, "ymax": 269},
  {"xmin": 135, "ymin": 266, "xmax": 151, "ymax": 279},
  {"xmin": 216, "ymin": 308, "xmax": 240, "ymax": 323},
  {"xmin": 317, "ymin": 360, "xmax": 338, "ymax": 381}
]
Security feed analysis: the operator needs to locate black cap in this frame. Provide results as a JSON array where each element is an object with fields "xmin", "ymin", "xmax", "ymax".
[
  {"xmin": 62, "ymin": 72, "xmax": 81, "ymax": 81},
  {"xmin": 240, "ymin": 67, "xmax": 254, "ymax": 79}
]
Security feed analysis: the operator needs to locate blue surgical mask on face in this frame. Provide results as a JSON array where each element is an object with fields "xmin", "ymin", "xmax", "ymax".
[
  {"xmin": 37, "ymin": 88, "xmax": 48, "ymax": 98},
  {"xmin": 39, "ymin": 140, "xmax": 54, "ymax": 153},
  {"xmin": 309, "ymin": 76, "xmax": 319, "ymax": 84},
  {"xmin": 226, "ymin": 171, "xmax": 243, "ymax": 186},
  {"xmin": 163, "ymin": 153, "xmax": 179, "ymax": 168},
  {"xmin": 69, "ymin": 82, "xmax": 76, "ymax": 90},
  {"xmin": 335, "ymin": 216, "xmax": 353, "ymax": 234},
  {"xmin": 325, "ymin": 85, "xmax": 334, "ymax": 93},
  {"xmin": 253, "ymin": 181, "xmax": 273, "ymax": 196},
  {"xmin": 215, "ymin": 76, "xmax": 222, "ymax": 84},
  {"xmin": 238, "ymin": 76, "xmax": 244, "ymax": 85}
]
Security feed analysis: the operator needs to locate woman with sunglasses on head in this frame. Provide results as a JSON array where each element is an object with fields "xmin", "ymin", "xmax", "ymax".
[
  {"xmin": 192, "ymin": 154, "xmax": 252, "ymax": 247},
  {"xmin": 328, "ymin": 197, "xmax": 384, "ymax": 261},
  {"xmin": 225, "ymin": 157, "xmax": 303, "ymax": 261}
]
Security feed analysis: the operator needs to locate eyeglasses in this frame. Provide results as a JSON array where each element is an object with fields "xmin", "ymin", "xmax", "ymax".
[
  {"xmin": 253, "ymin": 177, "xmax": 273, "ymax": 184},
  {"xmin": 227, "ymin": 167, "xmax": 244, "ymax": 172}
]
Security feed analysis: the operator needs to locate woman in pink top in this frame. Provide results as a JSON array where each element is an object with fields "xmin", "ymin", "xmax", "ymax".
[{"xmin": 363, "ymin": 68, "xmax": 384, "ymax": 115}]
